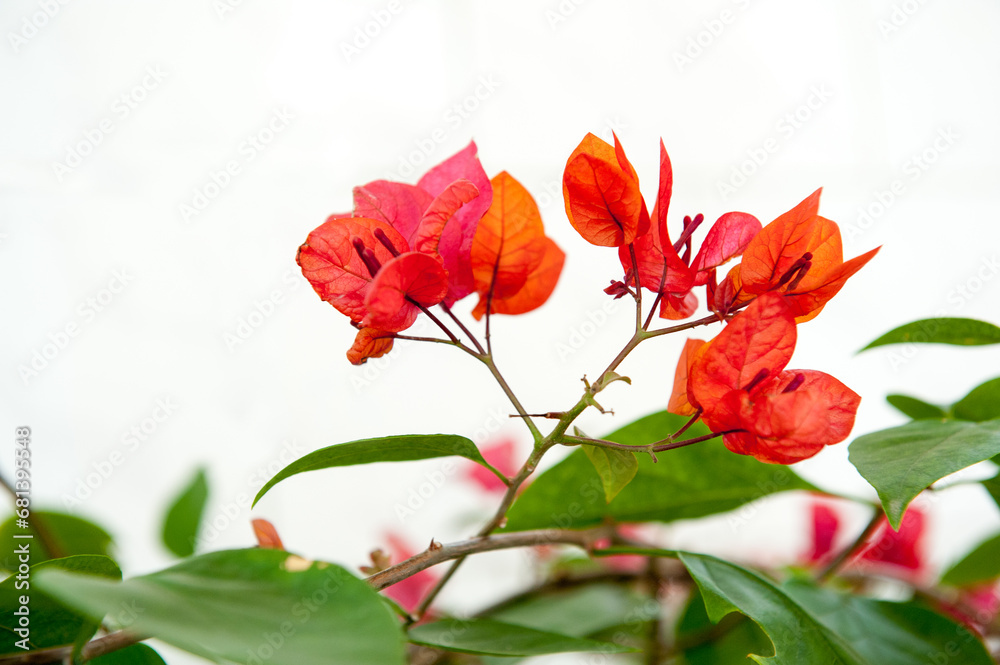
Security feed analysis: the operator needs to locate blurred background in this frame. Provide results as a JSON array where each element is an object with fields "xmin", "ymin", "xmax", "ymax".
[{"xmin": 3, "ymin": 0, "xmax": 1000, "ymax": 660}]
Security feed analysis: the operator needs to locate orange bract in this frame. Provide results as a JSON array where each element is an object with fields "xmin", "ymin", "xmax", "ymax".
[
  {"xmin": 563, "ymin": 133, "xmax": 645, "ymax": 247},
  {"xmin": 471, "ymin": 172, "xmax": 564, "ymax": 319},
  {"xmin": 346, "ymin": 328, "xmax": 395, "ymax": 366},
  {"xmin": 667, "ymin": 338, "xmax": 706, "ymax": 416},
  {"xmin": 685, "ymin": 293, "xmax": 860, "ymax": 464},
  {"xmin": 739, "ymin": 189, "xmax": 880, "ymax": 321}
]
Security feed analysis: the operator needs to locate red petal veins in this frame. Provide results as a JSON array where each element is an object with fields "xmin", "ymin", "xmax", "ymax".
[
  {"xmin": 473, "ymin": 236, "xmax": 564, "ymax": 319},
  {"xmin": 470, "ymin": 172, "xmax": 547, "ymax": 302},
  {"xmin": 297, "ymin": 217, "xmax": 409, "ymax": 324},
  {"xmin": 618, "ymin": 203, "xmax": 693, "ymax": 295},
  {"xmin": 740, "ymin": 188, "xmax": 825, "ymax": 292},
  {"xmin": 688, "ymin": 293, "xmax": 797, "ymax": 418},
  {"xmin": 658, "ymin": 290, "xmax": 698, "ymax": 320},
  {"xmin": 352, "ymin": 181, "xmax": 433, "ymax": 243},
  {"xmin": 563, "ymin": 133, "xmax": 644, "ymax": 247},
  {"xmin": 690, "ymin": 212, "xmax": 762, "ymax": 285},
  {"xmin": 412, "ymin": 179, "xmax": 481, "ymax": 256},
  {"xmin": 362, "ymin": 252, "xmax": 448, "ymax": 331},
  {"xmin": 416, "ymin": 141, "xmax": 493, "ymax": 306}
]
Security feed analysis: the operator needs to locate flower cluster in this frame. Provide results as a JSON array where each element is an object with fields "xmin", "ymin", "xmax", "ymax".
[
  {"xmin": 297, "ymin": 142, "xmax": 563, "ymax": 364},
  {"xmin": 299, "ymin": 132, "xmax": 879, "ymax": 465},
  {"xmin": 562, "ymin": 133, "xmax": 877, "ymax": 464}
]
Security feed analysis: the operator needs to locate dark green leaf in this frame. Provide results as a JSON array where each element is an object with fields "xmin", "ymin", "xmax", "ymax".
[
  {"xmin": 885, "ymin": 394, "xmax": 948, "ymax": 420},
  {"xmin": 34, "ymin": 549, "xmax": 406, "ymax": 665},
  {"xmin": 861, "ymin": 317, "xmax": 1000, "ymax": 350},
  {"xmin": 0, "ymin": 512, "xmax": 113, "ymax": 571},
  {"xmin": 89, "ymin": 644, "xmax": 168, "ymax": 665},
  {"xmin": 677, "ymin": 587, "xmax": 771, "ymax": 665},
  {"xmin": 941, "ymin": 531, "xmax": 1000, "ymax": 587},
  {"xmin": 781, "ymin": 578, "xmax": 991, "ymax": 665},
  {"xmin": 952, "ymin": 377, "xmax": 1000, "ymax": 422},
  {"xmin": 849, "ymin": 419, "xmax": 1000, "ymax": 528},
  {"xmin": 582, "ymin": 445, "xmax": 638, "ymax": 503},
  {"xmin": 161, "ymin": 468, "xmax": 208, "ymax": 558},
  {"xmin": 0, "ymin": 555, "xmax": 120, "ymax": 653},
  {"xmin": 676, "ymin": 551, "xmax": 991, "ymax": 665},
  {"xmin": 407, "ymin": 618, "xmax": 634, "ymax": 657},
  {"xmin": 486, "ymin": 583, "xmax": 658, "ymax": 638},
  {"xmin": 503, "ymin": 411, "xmax": 816, "ymax": 532},
  {"xmin": 254, "ymin": 434, "xmax": 503, "ymax": 507}
]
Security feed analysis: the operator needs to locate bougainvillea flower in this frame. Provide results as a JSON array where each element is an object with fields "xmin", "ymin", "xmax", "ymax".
[
  {"xmin": 683, "ymin": 293, "xmax": 861, "ymax": 464},
  {"xmin": 805, "ymin": 501, "xmax": 928, "ymax": 580},
  {"xmin": 689, "ymin": 211, "xmax": 762, "ymax": 286},
  {"xmin": 616, "ymin": 140, "xmax": 693, "ymax": 300},
  {"xmin": 563, "ymin": 133, "xmax": 646, "ymax": 247},
  {"xmin": 346, "ymin": 143, "xmax": 493, "ymax": 305},
  {"xmin": 739, "ymin": 189, "xmax": 880, "ymax": 322},
  {"xmin": 298, "ymin": 143, "xmax": 494, "ymax": 363},
  {"xmin": 470, "ymin": 172, "xmax": 565, "ymax": 319}
]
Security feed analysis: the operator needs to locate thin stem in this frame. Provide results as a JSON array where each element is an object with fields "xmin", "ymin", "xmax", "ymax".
[
  {"xmin": 412, "ymin": 299, "xmax": 460, "ymax": 344},
  {"xmin": 628, "ymin": 243, "xmax": 642, "ymax": 332},
  {"xmin": 816, "ymin": 506, "xmax": 885, "ymax": 583},
  {"xmin": 0, "ymin": 473, "xmax": 64, "ymax": 560},
  {"xmin": 481, "ymin": 355, "xmax": 541, "ymax": 443},
  {"xmin": 0, "ymin": 631, "xmax": 143, "ymax": 665},
  {"xmin": 440, "ymin": 303, "xmax": 486, "ymax": 355},
  {"xmin": 670, "ymin": 409, "xmax": 702, "ymax": 441},
  {"xmin": 643, "ymin": 291, "xmax": 663, "ymax": 330},
  {"xmin": 650, "ymin": 430, "xmax": 737, "ymax": 453}
]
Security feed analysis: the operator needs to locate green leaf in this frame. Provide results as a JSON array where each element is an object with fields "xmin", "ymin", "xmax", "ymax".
[
  {"xmin": 407, "ymin": 618, "xmax": 635, "ymax": 657},
  {"xmin": 503, "ymin": 411, "xmax": 817, "ymax": 532},
  {"xmin": 0, "ymin": 512, "xmax": 113, "ymax": 571},
  {"xmin": 780, "ymin": 577, "xmax": 992, "ymax": 665},
  {"xmin": 885, "ymin": 394, "xmax": 948, "ymax": 420},
  {"xmin": 952, "ymin": 377, "xmax": 1000, "ymax": 422},
  {"xmin": 677, "ymin": 551, "xmax": 992, "ymax": 665},
  {"xmin": 161, "ymin": 468, "xmax": 208, "ymax": 558},
  {"xmin": 861, "ymin": 317, "xmax": 1000, "ymax": 350},
  {"xmin": 677, "ymin": 587, "xmax": 771, "ymax": 665},
  {"xmin": 34, "ymin": 549, "xmax": 406, "ymax": 665},
  {"xmin": 486, "ymin": 583, "xmax": 659, "ymax": 638},
  {"xmin": 582, "ymin": 445, "xmax": 638, "ymax": 503},
  {"xmin": 848, "ymin": 419, "xmax": 1000, "ymax": 528},
  {"xmin": 0, "ymin": 555, "xmax": 120, "ymax": 653},
  {"xmin": 89, "ymin": 644, "xmax": 168, "ymax": 665},
  {"xmin": 980, "ymin": 474, "xmax": 1000, "ymax": 510},
  {"xmin": 941, "ymin": 531, "xmax": 1000, "ymax": 587},
  {"xmin": 254, "ymin": 434, "xmax": 503, "ymax": 507}
]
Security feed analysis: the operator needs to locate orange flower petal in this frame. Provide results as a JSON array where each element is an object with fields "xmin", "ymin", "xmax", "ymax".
[
  {"xmin": 563, "ymin": 133, "xmax": 644, "ymax": 247},
  {"xmin": 473, "ymin": 236, "xmax": 564, "ymax": 319},
  {"xmin": 363, "ymin": 252, "xmax": 448, "ymax": 331},
  {"xmin": 251, "ymin": 518, "xmax": 285, "ymax": 550},
  {"xmin": 471, "ymin": 172, "xmax": 548, "ymax": 301},
  {"xmin": 347, "ymin": 328, "xmax": 395, "ymax": 365},
  {"xmin": 668, "ymin": 339, "xmax": 706, "ymax": 415}
]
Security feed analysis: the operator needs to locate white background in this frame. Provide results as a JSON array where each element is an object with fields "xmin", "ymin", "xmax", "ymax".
[{"xmin": 3, "ymin": 0, "xmax": 1000, "ymax": 661}]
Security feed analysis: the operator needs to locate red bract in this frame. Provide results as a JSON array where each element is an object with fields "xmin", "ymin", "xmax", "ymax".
[
  {"xmin": 464, "ymin": 438, "xmax": 520, "ymax": 493},
  {"xmin": 470, "ymin": 172, "xmax": 564, "ymax": 319},
  {"xmin": 298, "ymin": 143, "xmax": 493, "ymax": 364},
  {"xmin": 682, "ymin": 293, "xmax": 860, "ymax": 464},
  {"xmin": 806, "ymin": 501, "xmax": 928, "ymax": 581},
  {"xmin": 563, "ymin": 133, "xmax": 646, "ymax": 247},
  {"xmin": 739, "ymin": 188, "xmax": 880, "ymax": 322}
]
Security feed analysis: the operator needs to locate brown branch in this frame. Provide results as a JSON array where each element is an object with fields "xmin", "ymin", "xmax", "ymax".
[
  {"xmin": 367, "ymin": 527, "xmax": 613, "ymax": 591},
  {"xmin": 0, "ymin": 631, "xmax": 144, "ymax": 665}
]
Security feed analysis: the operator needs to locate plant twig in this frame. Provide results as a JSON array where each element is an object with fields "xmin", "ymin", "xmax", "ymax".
[
  {"xmin": 367, "ymin": 527, "xmax": 614, "ymax": 591},
  {"xmin": 816, "ymin": 506, "xmax": 885, "ymax": 583},
  {"xmin": 0, "ymin": 631, "xmax": 143, "ymax": 665}
]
